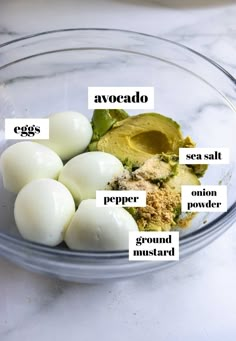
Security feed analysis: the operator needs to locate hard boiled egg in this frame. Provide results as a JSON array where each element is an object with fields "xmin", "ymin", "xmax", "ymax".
[
  {"xmin": 39, "ymin": 111, "xmax": 92, "ymax": 160},
  {"xmin": 0, "ymin": 141, "xmax": 63, "ymax": 193},
  {"xmin": 64, "ymin": 199, "xmax": 138, "ymax": 251},
  {"xmin": 14, "ymin": 179, "xmax": 75, "ymax": 246},
  {"xmin": 59, "ymin": 151, "xmax": 124, "ymax": 204}
]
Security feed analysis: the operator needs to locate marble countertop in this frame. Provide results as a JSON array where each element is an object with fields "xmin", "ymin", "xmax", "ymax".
[{"xmin": 1, "ymin": 0, "xmax": 236, "ymax": 340}]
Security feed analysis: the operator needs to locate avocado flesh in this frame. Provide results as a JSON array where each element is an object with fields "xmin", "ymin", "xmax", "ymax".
[
  {"xmin": 96, "ymin": 113, "xmax": 185, "ymax": 166},
  {"xmin": 189, "ymin": 164, "xmax": 208, "ymax": 178},
  {"xmin": 166, "ymin": 164, "xmax": 200, "ymax": 193}
]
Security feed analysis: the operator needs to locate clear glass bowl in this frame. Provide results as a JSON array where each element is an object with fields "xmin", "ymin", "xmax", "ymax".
[{"xmin": 0, "ymin": 29, "xmax": 236, "ymax": 283}]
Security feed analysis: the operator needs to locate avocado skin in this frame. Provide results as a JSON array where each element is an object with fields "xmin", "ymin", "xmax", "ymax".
[{"xmin": 90, "ymin": 109, "xmax": 129, "ymax": 142}]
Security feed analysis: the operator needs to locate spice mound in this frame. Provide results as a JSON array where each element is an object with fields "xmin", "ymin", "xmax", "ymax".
[{"xmin": 108, "ymin": 154, "xmax": 199, "ymax": 231}]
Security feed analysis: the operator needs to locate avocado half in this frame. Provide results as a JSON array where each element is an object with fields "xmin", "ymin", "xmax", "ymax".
[{"xmin": 92, "ymin": 113, "xmax": 193, "ymax": 166}]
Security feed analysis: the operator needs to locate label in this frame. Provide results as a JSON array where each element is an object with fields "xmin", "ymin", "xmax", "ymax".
[
  {"xmin": 96, "ymin": 190, "xmax": 146, "ymax": 207},
  {"xmin": 181, "ymin": 185, "xmax": 227, "ymax": 212},
  {"xmin": 88, "ymin": 87, "xmax": 154, "ymax": 109},
  {"xmin": 179, "ymin": 148, "xmax": 229, "ymax": 164},
  {"xmin": 129, "ymin": 231, "xmax": 179, "ymax": 261},
  {"xmin": 5, "ymin": 118, "xmax": 49, "ymax": 140}
]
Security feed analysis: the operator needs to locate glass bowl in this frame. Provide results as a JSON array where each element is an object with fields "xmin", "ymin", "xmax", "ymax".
[{"xmin": 0, "ymin": 29, "xmax": 236, "ymax": 283}]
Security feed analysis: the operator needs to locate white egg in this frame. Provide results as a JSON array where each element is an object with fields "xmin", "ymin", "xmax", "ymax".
[
  {"xmin": 39, "ymin": 111, "xmax": 92, "ymax": 160},
  {"xmin": 59, "ymin": 151, "xmax": 124, "ymax": 204},
  {"xmin": 65, "ymin": 199, "xmax": 138, "ymax": 251},
  {"xmin": 0, "ymin": 141, "xmax": 63, "ymax": 193},
  {"xmin": 14, "ymin": 179, "xmax": 75, "ymax": 246}
]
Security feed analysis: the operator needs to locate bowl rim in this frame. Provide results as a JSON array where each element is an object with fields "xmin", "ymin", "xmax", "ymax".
[{"xmin": 0, "ymin": 27, "xmax": 236, "ymax": 259}]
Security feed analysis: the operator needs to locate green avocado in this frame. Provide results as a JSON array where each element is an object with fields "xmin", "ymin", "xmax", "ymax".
[
  {"xmin": 166, "ymin": 164, "xmax": 200, "ymax": 193},
  {"xmin": 188, "ymin": 164, "xmax": 208, "ymax": 178},
  {"xmin": 90, "ymin": 109, "xmax": 129, "ymax": 142},
  {"xmin": 94, "ymin": 113, "xmax": 191, "ymax": 166}
]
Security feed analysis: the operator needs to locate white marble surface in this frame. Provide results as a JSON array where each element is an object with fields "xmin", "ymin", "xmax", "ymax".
[{"xmin": 1, "ymin": 0, "xmax": 236, "ymax": 340}]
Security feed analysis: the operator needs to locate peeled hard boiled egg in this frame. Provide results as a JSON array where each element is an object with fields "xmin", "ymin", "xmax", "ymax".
[
  {"xmin": 14, "ymin": 179, "xmax": 75, "ymax": 246},
  {"xmin": 0, "ymin": 141, "xmax": 63, "ymax": 193},
  {"xmin": 59, "ymin": 151, "xmax": 124, "ymax": 204},
  {"xmin": 65, "ymin": 199, "xmax": 138, "ymax": 250},
  {"xmin": 39, "ymin": 111, "xmax": 93, "ymax": 160}
]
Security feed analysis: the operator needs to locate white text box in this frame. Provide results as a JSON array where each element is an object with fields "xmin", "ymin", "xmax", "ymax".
[
  {"xmin": 96, "ymin": 190, "xmax": 146, "ymax": 207},
  {"xmin": 181, "ymin": 185, "xmax": 227, "ymax": 212},
  {"xmin": 129, "ymin": 231, "xmax": 179, "ymax": 261},
  {"xmin": 179, "ymin": 148, "xmax": 229, "ymax": 165},
  {"xmin": 88, "ymin": 87, "xmax": 154, "ymax": 110},
  {"xmin": 5, "ymin": 118, "xmax": 49, "ymax": 140}
]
